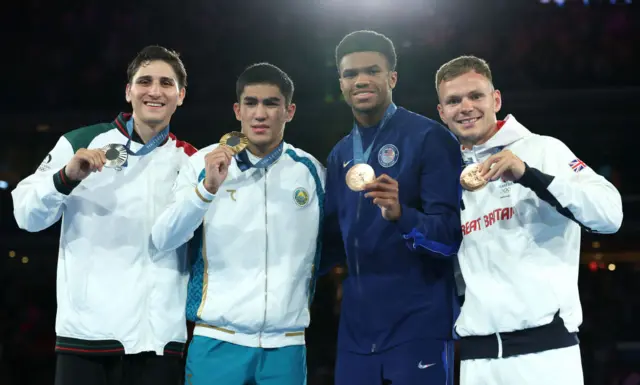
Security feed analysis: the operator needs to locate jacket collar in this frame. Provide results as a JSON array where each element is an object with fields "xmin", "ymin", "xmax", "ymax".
[
  {"xmin": 461, "ymin": 114, "xmax": 532, "ymax": 162},
  {"xmin": 113, "ymin": 112, "xmax": 169, "ymax": 146}
]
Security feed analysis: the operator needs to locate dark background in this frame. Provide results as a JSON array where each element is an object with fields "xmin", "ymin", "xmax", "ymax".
[{"xmin": 1, "ymin": 0, "xmax": 639, "ymax": 384}]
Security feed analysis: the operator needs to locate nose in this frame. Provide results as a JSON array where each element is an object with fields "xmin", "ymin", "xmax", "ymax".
[
  {"xmin": 354, "ymin": 73, "xmax": 371, "ymax": 88},
  {"xmin": 254, "ymin": 103, "xmax": 268, "ymax": 121},
  {"xmin": 460, "ymin": 97, "xmax": 474, "ymax": 112},
  {"xmin": 148, "ymin": 81, "xmax": 161, "ymax": 97}
]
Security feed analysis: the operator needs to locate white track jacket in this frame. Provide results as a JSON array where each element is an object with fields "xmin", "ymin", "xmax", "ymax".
[
  {"xmin": 151, "ymin": 142, "xmax": 325, "ymax": 349},
  {"xmin": 12, "ymin": 113, "xmax": 195, "ymax": 356},
  {"xmin": 455, "ymin": 114, "xmax": 623, "ymax": 337}
]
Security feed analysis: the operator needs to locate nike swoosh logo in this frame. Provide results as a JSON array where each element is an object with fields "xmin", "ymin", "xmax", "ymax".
[
  {"xmin": 343, "ymin": 160, "xmax": 353, "ymax": 168},
  {"xmin": 418, "ymin": 362, "xmax": 436, "ymax": 369}
]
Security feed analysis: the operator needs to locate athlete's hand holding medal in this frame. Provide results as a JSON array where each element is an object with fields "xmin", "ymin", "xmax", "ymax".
[
  {"xmin": 345, "ymin": 163, "xmax": 402, "ymax": 221},
  {"xmin": 460, "ymin": 149, "xmax": 525, "ymax": 192},
  {"xmin": 64, "ymin": 148, "xmax": 108, "ymax": 181},
  {"xmin": 202, "ymin": 132, "xmax": 249, "ymax": 195}
]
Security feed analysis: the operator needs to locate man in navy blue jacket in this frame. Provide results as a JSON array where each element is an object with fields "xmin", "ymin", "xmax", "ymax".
[{"xmin": 323, "ymin": 30, "xmax": 463, "ymax": 385}]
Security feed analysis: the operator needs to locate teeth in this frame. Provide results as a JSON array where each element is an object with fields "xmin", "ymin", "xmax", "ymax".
[
  {"xmin": 460, "ymin": 118, "xmax": 479, "ymax": 124},
  {"xmin": 145, "ymin": 102, "xmax": 163, "ymax": 107}
]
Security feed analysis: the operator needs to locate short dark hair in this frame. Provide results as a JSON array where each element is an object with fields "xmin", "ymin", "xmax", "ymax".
[
  {"xmin": 235, "ymin": 63, "xmax": 295, "ymax": 105},
  {"xmin": 126, "ymin": 45, "xmax": 187, "ymax": 89},
  {"xmin": 335, "ymin": 30, "xmax": 397, "ymax": 71}
]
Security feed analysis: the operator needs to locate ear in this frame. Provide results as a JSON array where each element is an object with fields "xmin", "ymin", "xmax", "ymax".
[
  {"xmin": 437, "ymin": 103, "xmax": 447, "ymax": 125},
  {"xmin": 493, "ymin": 89, "xmax": 502, "ymax": 114},
  {"xmin": 125, "ymin": 84, "xmax": 132, "ymax": 103},
  {"xmin": 177, "ymin": 87, "xmax": 186, "ymax": 107},
  {"xmin": 233, "ymin": 102, "xmax": 241, "ymax": 121},
  {"xmin": 389, "ymin": 71, "xmax": 398, "ymax": 90},
  {"xmin": 285, "ymin": 103, "xmax": 296, "ymax": 122}
]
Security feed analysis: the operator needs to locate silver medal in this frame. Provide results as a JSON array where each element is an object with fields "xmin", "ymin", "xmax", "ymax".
[{"xmin": 101, "ymin": 144, "xmax": 128, "ymax": 170}]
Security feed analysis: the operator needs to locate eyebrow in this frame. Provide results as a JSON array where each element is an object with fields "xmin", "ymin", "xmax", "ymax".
[
  {"xmin": 136, "ymin": 75, "xmax": 176, "ymax": 83},
  {"xmin": 243, "ymin": 96, "xmax": 282, "ymax": 103},
  {"xmin": 341, "ymin": 65, "xmax": 382, "ymax": 75},
  {"xmin": 445, "ymin": 90, "xmax": 484, "ymax": 102}
]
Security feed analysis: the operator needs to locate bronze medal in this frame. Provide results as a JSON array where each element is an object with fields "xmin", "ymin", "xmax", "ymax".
[
  {"xmin": 220, "ymin": 132, "xmax": 249, "ymax": 154},
  {"xmin": 346, "ymin": 163, "xmax": 376, "ymax": 192},
  {"xmin": 460, "ymin": 163, "xmax": 488, "ymax": 192}
]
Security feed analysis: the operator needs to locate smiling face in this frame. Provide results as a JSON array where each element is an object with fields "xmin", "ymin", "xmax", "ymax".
[
  {"xmin": 338, "ymin": 51, "xmax": 397, "ymax": 116},
  {"xmin": 233, "ymin": 83, "xmax": 296, "ymax": 154},
  {"xmin": 437, "ymin": 70, "xmax": 502, "ymax": 148},
  {"xmin": 125, "ymin": 60, "xmax": 185, "ymax": 130}
]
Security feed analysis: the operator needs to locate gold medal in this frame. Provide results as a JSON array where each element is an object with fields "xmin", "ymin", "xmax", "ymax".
[
  {"xmin": 346, "ymin": 163, "xmax": 376, "ymax": 192},
  {"xmin": 460, "ymin": 163, "xmax": 487, "ymax": 192},
  {"xmin": 220, "ymin": 132, "xmax": 249, "ymax": 154}
]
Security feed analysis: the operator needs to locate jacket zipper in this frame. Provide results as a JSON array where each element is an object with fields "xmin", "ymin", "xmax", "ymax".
[
  {"xmin": 143, "ymin": 157, "xmax": 153, "ymax": 352},
  {"xmin": 259, "ymin": 169, "xmax": 269, "ymax": 347}
]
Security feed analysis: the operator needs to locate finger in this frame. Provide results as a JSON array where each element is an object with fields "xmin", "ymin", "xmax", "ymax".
[
  {"xmin": 91, "ymin": 152, "xmax": 104, "ymax": 171},
  {"xmin": 364, "ymin": 181, "xmax": 398, "ymax": 193},
  {"xmin": 89, "ymin": 153, "xmax": 102, "ymax": 172},
  {"xmin": 372, "ymin": 198, "xmax": 396, "ymax": 208},
  {"xmin": 207, "ymin": 152, "xmax": 231, "ymax": 165},
  {"xmin": 364, "ymin": 191, "xmax": 397, "ymax": 200},
  {"xmin": 484, "ymin": 160, "xmax": 509, "ymax": 181},
  {"xmin": 478, "ymin": 155, "xmax": 500, "ymax": 175},
  {"xmin": 481, "ymin": 159, "xmax": 501, "ymax": 181},
  {"xmin": 221, "ymin": 146, "xmax": 236, "ymax": 158},
  {"xmin": 376, "ymin": 174, "xmax": 396, "ymax": 183},
  {"xmin": 98, "ymin": 150, "xmax": 107, "ymax": 165},
  {"xmin": 215, "ymin": 146, "xmax": 236, "ymax": 160}
]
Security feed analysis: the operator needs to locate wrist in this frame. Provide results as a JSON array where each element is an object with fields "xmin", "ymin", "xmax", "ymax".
[
  {"xmin": 195, "ymin": 180, "xmax": 216, "ymax": 205},
  {"xmin": 203, "ymin": 180, "xmax": 217, "ymax": 195},
  {"xmin": 53, "ymin": 166, "xmax": 81, "ymax": 195}
]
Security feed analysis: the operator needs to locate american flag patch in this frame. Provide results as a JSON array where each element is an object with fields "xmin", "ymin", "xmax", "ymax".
[{"xmin": 569, "ymin": 158, "xmax": 587, "ymax": 173}]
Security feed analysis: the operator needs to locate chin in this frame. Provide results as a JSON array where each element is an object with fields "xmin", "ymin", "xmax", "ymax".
[
  {"xmin": 141, "ymin": 116, "xmax": 166, "ymax": 127},
  {"xmin": 352, "ymin": 103, "xmax": 379, "ymax": 114}
]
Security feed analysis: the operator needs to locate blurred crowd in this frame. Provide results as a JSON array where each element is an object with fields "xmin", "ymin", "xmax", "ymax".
[{"xmin": 1, "ymin": 0, "xmax": 639, "ymax": 384}]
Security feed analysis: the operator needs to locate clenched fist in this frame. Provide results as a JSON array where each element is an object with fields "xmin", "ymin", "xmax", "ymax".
[
  {"xmin": 203, "ymin": 146, "xmax": 236, "ymax": 194},
  {"xmin": 65, "ymin": 148, "xmax": 107, "ymax": 181}
]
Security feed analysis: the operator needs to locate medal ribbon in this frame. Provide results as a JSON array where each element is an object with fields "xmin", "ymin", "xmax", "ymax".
[
  {"xmin": 235, "ymin": 141, "xmax": 284, "ymax": 172},
  {"xmin": 125, "ymin": 117, "xmax": 170, "ymax": 157},
  {"xmin": 351, "ymin": 103, "xmax": 397, "ymax": 165}
]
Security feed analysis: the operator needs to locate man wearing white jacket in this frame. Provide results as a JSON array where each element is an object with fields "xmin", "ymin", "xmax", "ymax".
[
  {"xmin": 12, "ymin": 45, "xmax": 197, "ymax": 385},
  {"xmin": 152, "ymin": 62, "xmax": 324, "ymax": 385},
  {"xmin": 434, "ymin": 55, "xmax": 623, "ymax": 385}
]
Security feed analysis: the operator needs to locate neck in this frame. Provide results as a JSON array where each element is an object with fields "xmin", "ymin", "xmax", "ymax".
[
  {"xmin": 247, "ymin": 141, "xmax": 280, "ymax": 158},
  {"xmin": 354, "ymin": 100, "xmax": 391, "ymax": 128},
  {"xmin": 133, "ymin": 119, "xmax": 165, "ymax": 144}
]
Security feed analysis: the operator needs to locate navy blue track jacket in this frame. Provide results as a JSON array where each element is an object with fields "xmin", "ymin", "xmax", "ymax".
[{"xmin": 322, "ymin": 106, "xmax": 463, "ymax": 354}]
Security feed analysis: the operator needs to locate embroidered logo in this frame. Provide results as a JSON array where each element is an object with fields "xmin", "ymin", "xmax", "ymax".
[
  {"xmin": 378, "ymin": 144, "xmax": 399, "ymax": 168},
  {"xmin": 293, "ymin": 187, "xmax": 309, "ymax": 207}
]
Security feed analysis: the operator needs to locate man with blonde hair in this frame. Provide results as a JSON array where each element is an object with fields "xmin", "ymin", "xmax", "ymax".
[{"xmin": 434, "ymin": 55, "xmax": 623, "ymax": 385}]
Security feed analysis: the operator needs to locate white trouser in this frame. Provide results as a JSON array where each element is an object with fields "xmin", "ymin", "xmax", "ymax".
[{"xmin": 461, "ymin": 345, "xmax": 583, "ymax": 385}]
